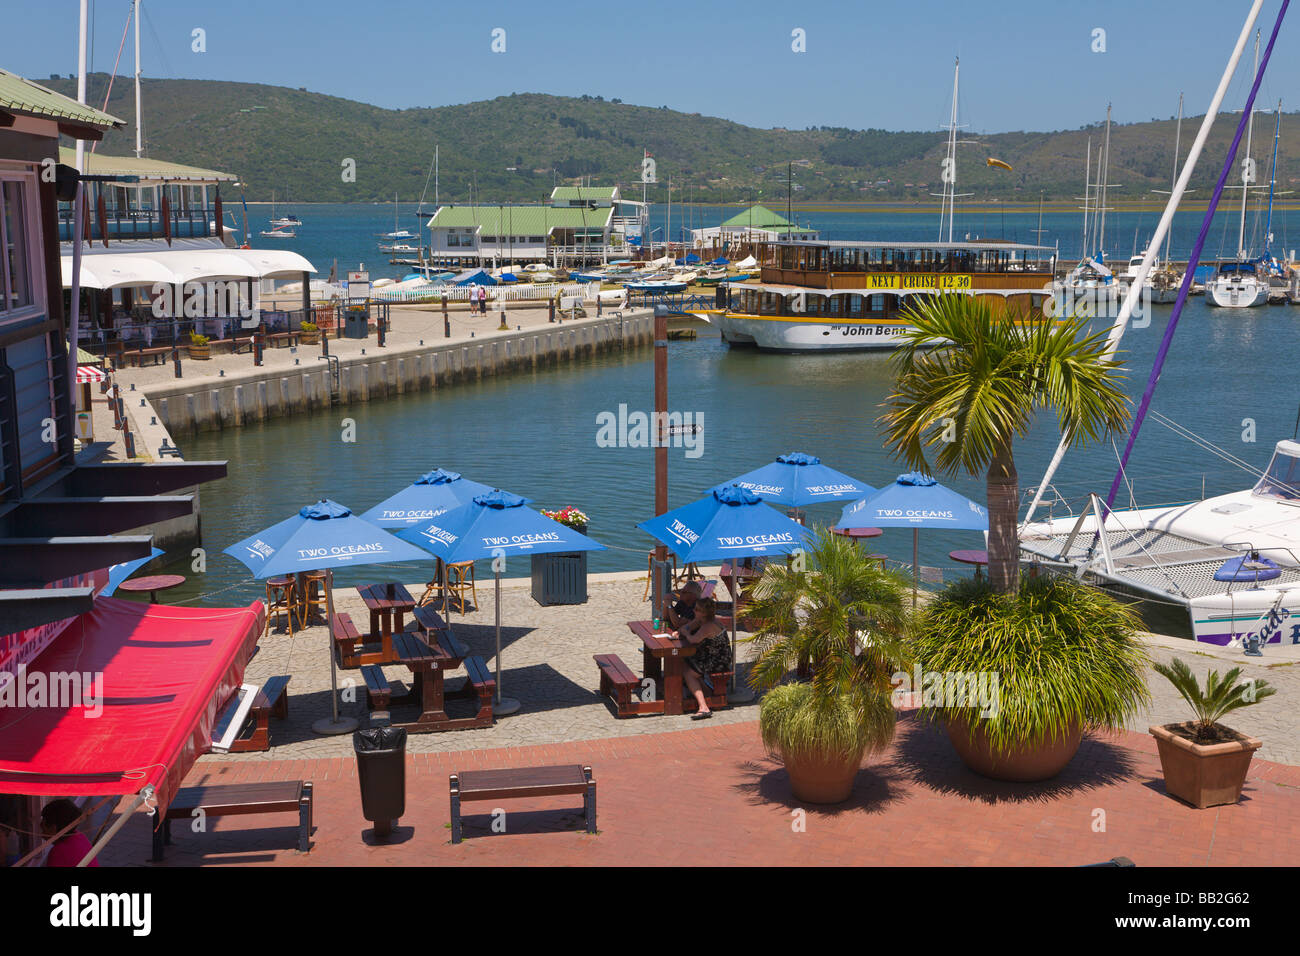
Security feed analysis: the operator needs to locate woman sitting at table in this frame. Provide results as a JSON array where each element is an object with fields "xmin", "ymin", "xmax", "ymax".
[{"xmin": 672, "ymin": 597, "xmax": 731, "ymax": 720}]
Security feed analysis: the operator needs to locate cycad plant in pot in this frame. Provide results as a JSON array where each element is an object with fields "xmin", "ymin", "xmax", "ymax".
[
  {"xmin": 913, "ymin": 576, "xmax": 1151, "ymax": 781},
  {"xmin": 1149, "ymin": 658, "xmax": 1275, "ymax": 808},
  {"xmin": 745, "ymin": 527, "xmax": 912, "ymax": 803}
]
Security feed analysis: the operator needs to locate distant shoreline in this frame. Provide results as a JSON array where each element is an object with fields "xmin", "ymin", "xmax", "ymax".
[{"xmin": 245, "ymin": 199, "xmax": 1300, "ymax": 211}]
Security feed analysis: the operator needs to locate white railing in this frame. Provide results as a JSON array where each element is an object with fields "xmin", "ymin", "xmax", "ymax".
[{"xmin": 371, "ymin": 281, "xmax": 594, "ymax": 304}]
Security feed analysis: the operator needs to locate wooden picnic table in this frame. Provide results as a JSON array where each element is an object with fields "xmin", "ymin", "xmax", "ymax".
[
  {"xmin": 719, "ymin": 558, "xmax": 768, "ymax": 616},
  {"xmin": 831, "ymin": 526, "xmax": 884, "ymax": 542},
  {"xmin": 357, "ymin": 582, "xmax": 415, "ymax": 664},
  {"xmin": 627, "ymin": 619, "xmax": 698, "ymax": 716},
  {"xmin": 117, "ymin": 573, "xmax": 186, "ymax": 603}
]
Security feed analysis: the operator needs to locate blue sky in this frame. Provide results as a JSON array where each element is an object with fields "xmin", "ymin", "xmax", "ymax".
[{"xmin": 3, "ymin": 0, "xmax": 1296, "ymax": 134}]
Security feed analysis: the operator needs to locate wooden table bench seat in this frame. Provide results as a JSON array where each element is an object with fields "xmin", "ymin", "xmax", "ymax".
[
  {"xmin": 266, "ymin": 330, "xmax": 300, "ymax": 348},
  {"xmin": 152, "ymin": 780, "xmax": 312, "ymax": 861},
  {"xmin": 361, "ymin": 664, "xmax": 391, "ymax": 711},
  {"xmin": 334, "ymin": 611, "xmax": 392, "ymax": 668},
  {"xmin": 449, "ymin": 764, "xmax": 595, "ymax": 844},
  {"xmin": 459, "ymin": 655, "xmax": 496, "ymax": 725},
  {"xmin": 211, "ymin": 674, "xmax": 292, "ymax": 753},
  {"xmin": 594, "ymin": 653, "xmax": 648, "ymax": 718},
  {"xmin": 125, "ymin": 346, "xmax": 171, "ymax": 367}
]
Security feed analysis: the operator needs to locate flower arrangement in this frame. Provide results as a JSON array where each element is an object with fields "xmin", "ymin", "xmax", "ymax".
[
  {"xmin": 542, "ymin": 506, "xmax": 589, "ymax": 531},
  {"xmin": 188, "ymin": 331, "xmax": 210, "ymax": 346}
]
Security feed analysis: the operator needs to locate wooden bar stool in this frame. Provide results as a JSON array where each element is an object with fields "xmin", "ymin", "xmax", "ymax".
[
  {"xmin": 643, "ymin": 551, "xmax": 679, "ymax": 601},
  {"xmin": 299, "ymin": 570, "xmax": 328, "ymax": 625},
  {"xmin": 444, "ymin": 561, "xmax": 478, "ymax": 615},
  {"xmin": 265, "ymin": 576, "xmax": 300, "ymax": 636}
]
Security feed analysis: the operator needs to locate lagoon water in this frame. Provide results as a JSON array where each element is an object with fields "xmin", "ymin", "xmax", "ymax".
[{"xmin": 173, "ymin": 204, "xmax": 1300, "ymax": 607}]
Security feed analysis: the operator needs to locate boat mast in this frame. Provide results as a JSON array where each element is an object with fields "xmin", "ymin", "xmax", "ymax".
[
  {"xmin": 1238, "ymin": 30, "xmax": 1260, "ymax": 259},
  {"xmin": 1163, "ymin": 93, "xmax": 1184, "ymax": 267},
  {"xmin": 1098, "ymin": 104, "xmax": 1112, "ymax": 260},
  {"xmin": 1263, "ymin": 99, "xmax": 1281, "ymax": 261},
  {"xmin": 941, "ymin": 57, "xmax": 960, "ymax": 243},
  {"xmin": 1080, "ymin": 138, "xmax": 1091, "ymax": 258},
  {"xmin": 133, "ymin": 0, "xmax": 143, "ymax": 158}
]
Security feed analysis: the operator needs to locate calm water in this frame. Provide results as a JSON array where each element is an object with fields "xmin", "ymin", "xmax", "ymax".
[{"xmin": 161, "ymin": 206, "xmax": 1300, "ymax": 607}]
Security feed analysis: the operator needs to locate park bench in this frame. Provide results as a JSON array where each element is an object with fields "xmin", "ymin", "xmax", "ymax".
[
  {"xmin": 267, "ymin": 330, "xmax": 299, "ymax": 348},
  {"xmin": 448, "ymin": 765, "xmax": 595, "ymax": 844},
  {"xmin": 210, "ymin": 675, "xmax": 291, "ymax": 753},
  {"xmin": 332, "ymin": 611, "xmax": 366, "ymax": 668},
  {"xmin": 594, "ymin": 653, "xmax": 642, "ymax": 718},
  {"xmin": 124, "ymin": 346, "xmax": 170, "ymax": 367},
  {"xmin": 360, "ymin": 663, "xmax": 403, "ymax": 711},
  {"xmin": 460, "ymin": 656, "xmax": 496, "ymax": 724},
  {"xmin": 151, "ymin": 780, "xmax": 312, "ymax": 861}
]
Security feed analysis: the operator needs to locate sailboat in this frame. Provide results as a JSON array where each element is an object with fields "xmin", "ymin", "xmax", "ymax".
[
  {"xmin": 1058, "ymin": 106, "xmax": 1120, "ymax": 296},
  {"xmin": 377, "ymin": 194, "xmax": 416, "ymax": 241},
  {"xmin": 1207, "ymin": 32, "xmax": 1270, "ymax": 309},
  {"xmin": 1148, "ymin": 95, "xmax": 1190, "ymax": 303},
  {"xmin": 261, "ymin": 191, "xmax": 297, "ymax": 238}
]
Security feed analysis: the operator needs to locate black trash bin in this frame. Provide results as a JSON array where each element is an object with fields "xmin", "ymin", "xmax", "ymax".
[
  {"xmin": 343, "ymin": 307, "xmax": 369, "ymax": 339},
  {"xmin": 353, "ymin": 726, "xmax": 407, "ymax": 838}
]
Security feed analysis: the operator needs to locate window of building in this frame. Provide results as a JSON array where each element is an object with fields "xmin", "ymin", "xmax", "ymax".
[{"xmin": 0, "ymin": 173, "xmax": 42, "ymax": 326}]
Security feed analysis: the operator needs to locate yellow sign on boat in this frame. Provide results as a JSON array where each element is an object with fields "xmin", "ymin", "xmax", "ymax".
[{"xmin": 863, "ymin": 274, "xmax": 973, "ymax": 290}]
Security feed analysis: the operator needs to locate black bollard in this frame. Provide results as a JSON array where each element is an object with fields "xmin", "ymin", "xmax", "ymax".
[
  {"xmin": 442, "ymin": 296, "xmax": 451, "ymax": 338},
  {"xmin": 548, "ymin": 298, "xmax": 555, "ymax": 323},
  {"xmin": 254, "ymin": 330, "xmax": 264, "ymax": 366},
  {"xmin": 173, "ymin": 347, "xmax": 182, "ymax": 379}
]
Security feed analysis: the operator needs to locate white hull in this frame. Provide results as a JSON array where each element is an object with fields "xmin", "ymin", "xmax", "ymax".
[
  {"xmin": 700, "ymin": 312, "xmax": 921, "ymax": 351},
  {"xmin": 1020, "ymin": 441, "xmax": 1300, "ymax": 655},
  {"xmin": 1207, "ymin": 276, "xmax": 1269, "ymax": 308}
]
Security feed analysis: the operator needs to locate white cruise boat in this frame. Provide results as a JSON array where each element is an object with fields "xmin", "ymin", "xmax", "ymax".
[{"xmin": 1021, "ymin": 439, "xmax": 1300, "ymax": 656}]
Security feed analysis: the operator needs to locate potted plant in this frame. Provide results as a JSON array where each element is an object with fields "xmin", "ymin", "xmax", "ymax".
[
  {"xmin": 912, "ymin": 575, "xmax": 1150, "ymax": 781},
  {"xmin": 541, "ymin": 506, "xmax": 589, "ymax": 535},
  {"xmin": 745, "ymin": 527, "xmax": 912, "ymax": 803},
  {"xmin": 299, "ymin": 320, "xmax": 320, "ymax": 344},
  {"xmin": 187, "ymin": 331, "xmax": 210, "ymax": 360},
  {"xmin": 532, "ymin": 507, "xmax": 592, "ymax": 605},
  {"xmin": 1149, "ymin": 658, "xmax": 1275, "ymax": 808}
]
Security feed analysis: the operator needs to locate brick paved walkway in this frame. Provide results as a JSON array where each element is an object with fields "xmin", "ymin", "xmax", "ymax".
[{"xmin": 98, "ymin": 716, "xmax": 1300, "ymax": 867}]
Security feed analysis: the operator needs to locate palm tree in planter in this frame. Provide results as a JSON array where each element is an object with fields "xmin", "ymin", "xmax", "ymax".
[
  {"xmin": 878, "ymin": 294, "xmax": 1129, "ymax": 594},
  {"xmin": 880, "ymin": 295, "xmax": 1144, "ymax": 781},
  {"xmin": 744, "ymin": 527, "xmax": 912, "ymax": 804},
  {"xmin": 1150, "ymin": 658, "xmax": 1275, "ymax": 808},
  {"xmin": 914, "ymin": 575, "xmax": 1150, "ymax": 781}
]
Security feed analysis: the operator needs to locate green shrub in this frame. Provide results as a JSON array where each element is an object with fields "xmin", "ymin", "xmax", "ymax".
[{"xmin": 912, "ymin": 575, "xmax": 1150, "ymax": 752}]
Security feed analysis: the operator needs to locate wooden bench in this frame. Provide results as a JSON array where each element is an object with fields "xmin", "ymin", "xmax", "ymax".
[
  {"xmin": 267, "ymin": 331, "xmax": 299, "ymax": 348},
  {"xmin": 332, "ymin": 611, "xmax": 365, "ymax": 668},
  {"xmin": 211, "ymin": 675, "xmax": 291, "ymax": 753},
  {"xmin": 125, "ymin": 346, "xmax": 171, "ymax": 367},
  {"xmin": 594, "ymin": 653, "xmax": 642, "ymax": 718},
  {"xmin": 461, "ymin": 655, "xmax": 496, "ymax": 723},
  {"xmin": 361, "ymin": 664, "xmax": 391, "ymax": 711},
  {"xmin": 151, "ymin": 780, "xmax": 312, "ymax": 861},
  {"xmin": 449, "ymin": 765, "xmax": 594, "ymax": 844}
]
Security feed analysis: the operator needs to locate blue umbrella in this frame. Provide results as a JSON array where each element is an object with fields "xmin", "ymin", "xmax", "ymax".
[
  {"xmin": 396, "ymin": 490, "xmax": 606, "ymax": 713},
  {"xmin": 359, "ymin": 469, "xmax": 499, "ymax": 527},
  {"xmin": 837, "ymin": 472, "xmax": 989, "ymax": 603},
  {"xmin": 224, "ymin": 499, "xmax": 431, "ymax": 734},
  {"xmin": 638, "ymin": 485, "xmax": 810, "ymax": 699},
  {"xmin": 638, "ymin": 484, "xmax": 811, "ymax": 565},
  {"xmin": 713, "ymin": 452, "xmax": 874, "ymax": 512},
  {"xmin": 103, "ymin": 547, "xmax": 164, "ymax": 596}
]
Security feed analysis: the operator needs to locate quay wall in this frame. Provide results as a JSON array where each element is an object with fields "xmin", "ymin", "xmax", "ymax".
[{"xmin": 146, "ymin": 310, "xmax": 655, "ymax": 436}]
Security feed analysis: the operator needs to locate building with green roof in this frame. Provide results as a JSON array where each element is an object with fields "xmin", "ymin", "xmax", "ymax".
[
  {"xmin": 693, "ymin": 204, "xmax": 819, "ymax": 245},
  {"xmin": 426, "ymin": 204, "xmax": 617, "ymax": 265}
]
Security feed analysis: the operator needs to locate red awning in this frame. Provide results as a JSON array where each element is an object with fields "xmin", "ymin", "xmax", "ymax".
[{"xmin": 0, "ymin": 597, "xmax": 263, "ymax": 813}]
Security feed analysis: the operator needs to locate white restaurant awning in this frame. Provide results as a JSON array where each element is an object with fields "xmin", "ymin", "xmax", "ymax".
[{"xmin": 61, "ymin": 248, "xmax": 317, "ymax": 290}]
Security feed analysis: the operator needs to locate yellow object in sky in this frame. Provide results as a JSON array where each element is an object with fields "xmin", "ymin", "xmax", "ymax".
[{"xmin": 986, "ymin": 158, "xmax": 1013, "ymax": 172}]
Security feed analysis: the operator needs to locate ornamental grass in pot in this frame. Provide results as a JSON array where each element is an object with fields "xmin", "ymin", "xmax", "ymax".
[
  {"xmin": 745, "ymin": 527, "xmax": 912, "ymax": 804},
  {"xmin": 912, "ymin": 575, "xmax": 1150, "ymax": 782},
  {"xmin": 1149, "ymin": 658, "xmax": 1275, "ymax": 808}
]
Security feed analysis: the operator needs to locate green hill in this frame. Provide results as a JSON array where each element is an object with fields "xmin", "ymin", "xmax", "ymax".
[{"xmin": 42, "ymin": 74, "xmax": 1300, "ymax": 204}]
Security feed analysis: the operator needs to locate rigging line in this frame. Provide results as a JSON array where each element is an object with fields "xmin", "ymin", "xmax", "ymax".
[
  {"xmin": 1111, "ymin": 437, "xmax": 1140, "ymax": 512},
  {"xmin": 1147, "ymin": 410, "xmax": 1264, "ymax": 476}
]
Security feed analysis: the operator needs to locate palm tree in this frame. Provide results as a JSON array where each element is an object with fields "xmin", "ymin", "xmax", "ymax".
[
  {"xmin": 878, "ymin": 294, "xmax": 1129, "ymax": 594},
  {"xmin": 745, "ymin": 526, "xmax": 912, "ymax": 704}
]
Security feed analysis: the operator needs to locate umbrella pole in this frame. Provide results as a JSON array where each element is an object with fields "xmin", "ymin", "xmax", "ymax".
[
  {"xmin": 913, "ymin": 528, "xmax": 919, "ymax": 608},
  {"xmin": 493, "ymin": 568, "xmax": 521, "ymax": 716},
  {"xmin": 312, "ymin": 568, "xmax": 358, "ymax": 735}
]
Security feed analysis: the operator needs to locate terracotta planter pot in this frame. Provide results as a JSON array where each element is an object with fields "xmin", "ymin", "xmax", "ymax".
[
  {"xmin": 946, "ymin": 718, "xmax": 1083, "ymax": 782},
  {"xmin": 1150, "ymin": 722, "xmax": 1261, "ymax": 809},
  {"xmin": 780, "ymin": 750, "xmax": 865, "ymax": 804}
]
